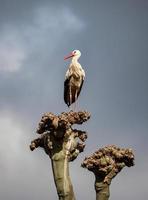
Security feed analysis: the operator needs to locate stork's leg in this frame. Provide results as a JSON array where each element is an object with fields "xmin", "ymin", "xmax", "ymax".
[{"xmin": 73, "ymin": 101, "xmax": 76, "ymax": 111}]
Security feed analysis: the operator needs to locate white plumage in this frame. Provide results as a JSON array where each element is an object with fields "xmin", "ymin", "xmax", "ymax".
[{"xmin": 64, "ymin": 50, "xmax": 85, "ymax": 107}]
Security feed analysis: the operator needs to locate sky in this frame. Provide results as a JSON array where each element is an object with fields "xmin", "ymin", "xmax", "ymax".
[{"xmin": 0, "ymin": 0, "xmax": 148, "ymax": 199}]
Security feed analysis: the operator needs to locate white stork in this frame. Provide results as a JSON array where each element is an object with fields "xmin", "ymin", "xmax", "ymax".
[{"xmin": 64, "ymin": 50, "xmax": 85, "ymax": 107}]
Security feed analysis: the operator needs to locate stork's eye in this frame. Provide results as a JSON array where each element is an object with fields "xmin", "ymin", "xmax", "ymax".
[{"xmin": 74, "ymin": 51, "xmax": 76, "ymax": 54}]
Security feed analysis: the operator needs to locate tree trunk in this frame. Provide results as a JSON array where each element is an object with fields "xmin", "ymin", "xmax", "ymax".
[{"xmin": 51, "ymin": 153, "xmax": 76, "ymax": 200}]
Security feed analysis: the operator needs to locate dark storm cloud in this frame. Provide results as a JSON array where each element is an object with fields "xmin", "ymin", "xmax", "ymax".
[{"xmin": 0, "ymin": 0, "xmax": 148, "ymax": 199}]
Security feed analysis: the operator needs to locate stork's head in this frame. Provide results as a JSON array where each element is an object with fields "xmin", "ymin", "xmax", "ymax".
[{"xmin": 64, "ymin": 50, "xmax": 81, "ymax": 60}]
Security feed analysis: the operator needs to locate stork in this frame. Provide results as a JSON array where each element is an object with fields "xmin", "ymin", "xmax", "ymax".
[{"xmin": 64, "ymin": 50, "xmax": 85, "ymax": 107}]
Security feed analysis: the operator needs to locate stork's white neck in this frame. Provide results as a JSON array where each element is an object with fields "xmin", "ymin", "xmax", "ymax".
[{"xmin": 72, "ymin": 56, "xmax": 80, "ymax": 65}]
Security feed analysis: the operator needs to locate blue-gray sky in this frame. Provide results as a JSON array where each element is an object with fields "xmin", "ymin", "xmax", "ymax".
[{"xmin": 0, "ymin": 0, "xmax": 148, "ymax": 199}]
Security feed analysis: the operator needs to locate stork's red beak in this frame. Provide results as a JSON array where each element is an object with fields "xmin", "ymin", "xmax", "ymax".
[{"xmin": 64, "ymin": 52, "xmax": 74, "ymax": 60}]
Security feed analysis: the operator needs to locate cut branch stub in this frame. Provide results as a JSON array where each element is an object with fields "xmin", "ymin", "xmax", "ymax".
[
  {"xmin": 31, "ymin": 111, "xmax": 90, "ymax": 156},
  {"xmin": 36, "ymin": 111, "xmax": 90, "ymax": 134},
  {"xmin": 81, "ymin": 145, "xmax": 135, "ymax": 174},
  {"xmin": 60, "ymin": 110, "xmax": 91, "ymax": 125}
]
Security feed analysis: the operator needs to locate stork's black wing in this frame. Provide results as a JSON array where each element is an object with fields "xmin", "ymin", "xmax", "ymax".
[{"xmin": 64, "ymin": 77, "xmax": 71, "ymax": 107}]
